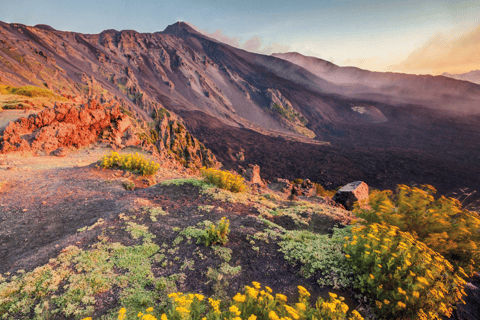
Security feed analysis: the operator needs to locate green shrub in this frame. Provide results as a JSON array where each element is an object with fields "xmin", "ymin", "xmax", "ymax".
[
  {"xmin": 100, "ymin": 282, "xmax": 364, "ymax": 320},
  {"xmin": 0, "ymin": 85, "xmax": 57, "ymax": 98},
  {"xmin": 344, "ymin": 223, "xmax": 467, "ymax": 320},
  {"xmin": 292, "ymin": 179, "xmax": 303, "ymax": 185},
  {"xmin": 201, "ymin": 168, "xmax": 246, "ymax": 193},
  {"xmin": 353, "ymin": 184, "xmax": 480, "ymax": 276},
  {"xmin": 198, "ymin": 217, "xmax": 230, "ymax": 246},
  {"xmin": 101, "ymin": 151, "xmax": 160, "ymax": 176},
  {"xmin": 313, "ymin": 183, "xmax": 336, "ymax": 197}
]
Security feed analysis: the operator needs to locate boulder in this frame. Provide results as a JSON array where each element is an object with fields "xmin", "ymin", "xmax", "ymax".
[
  {"xmin": 267, "ymin": 178, "xmax": 292, "ymax": 194},
  {"xmin": 332, "ymin": 181, "xmax": 369, "ymax": 211},
  {"xmin": 240, "ymin": 164, "xmax": 265, "ymax": 186}
]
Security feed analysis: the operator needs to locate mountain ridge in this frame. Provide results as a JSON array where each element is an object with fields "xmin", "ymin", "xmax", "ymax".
[{"xmin": 1, "ymin": 20, "xmax": 480, "ymax": 200}]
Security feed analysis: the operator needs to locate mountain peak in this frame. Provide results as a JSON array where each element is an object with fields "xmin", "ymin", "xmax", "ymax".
[{"xmin": 162, "ymin": 21, "xmax": 202, "ymax": 37}]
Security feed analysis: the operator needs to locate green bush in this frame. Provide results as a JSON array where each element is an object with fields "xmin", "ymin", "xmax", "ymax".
[
  {"xmin": 292, "ymin": 179, "xmax": 303, "ymax": 185},
  {"xmin": 344, "ymin": 223, "xmax": 467, "ymax": 320},
  {"xmin": 201, "ymin": 168, "xmax": 246, "ymax": 193},
  {"xmin": 313, "ymin": 183, "xmax": 336, "ymax": 197},
  {"xmin": 198, "ymin": 217, "xmax": 230, "ymax": 246},
  {"xmin": 0, "ymin": 85, "xmax": 58, "ymax": 98},
  {"xmin": 100, "ymin": 151, "xmax": 160, "ymax": 176},
  {"xmin": 353, "ymin": 184, "xmax": 480, "ymax": 276}
]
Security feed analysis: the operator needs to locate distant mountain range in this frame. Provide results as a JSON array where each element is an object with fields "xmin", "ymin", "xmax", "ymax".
[
  {"xmin": 1, "ymin": 21, "xmax": 480, "ymax": 199},
  {"xmin": 442, "ymin": 70, "xmax": 480, "ymax": 85}
]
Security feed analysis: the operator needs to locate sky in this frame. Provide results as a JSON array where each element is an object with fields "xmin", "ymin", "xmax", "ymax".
[{"xmin": 1, "ymin": 0, "xmax": 479, "ymax": 75}]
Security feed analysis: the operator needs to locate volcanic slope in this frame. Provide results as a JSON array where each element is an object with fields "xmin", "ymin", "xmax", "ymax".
[{"xmin": 1, "ymin": 21, "xmax": 480, "ymax": 197}]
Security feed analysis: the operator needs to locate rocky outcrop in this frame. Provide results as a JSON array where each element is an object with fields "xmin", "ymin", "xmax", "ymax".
[
  {"xmin": 291, "ymin": 178, "xmax": 317, "ymax": 197},
  {"xmin": 240, "ymin": 164, "xmax": 265, "ymax": 186},
  {"xmin": 332, "ymin": 181, "xmax": 369, "ymax": 210},
  {"xmin": 151, "ymin": 107, "xmax": 220, "ymax": 169},
  {"xmin": 0, "ymin": 99, "xmax": 138, "ymax": 154}
]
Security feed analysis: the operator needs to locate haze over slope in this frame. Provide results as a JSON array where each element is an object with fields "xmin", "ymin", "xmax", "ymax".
[{"xmin": 1, "ymin": 21, "xmax": 480, "ymax": 197}]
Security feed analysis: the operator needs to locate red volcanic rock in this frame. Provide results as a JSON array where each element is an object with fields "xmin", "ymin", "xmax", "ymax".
[
  {"xmin": 240, "ymin": 164, "xmax": 265, "ymax": 187},
  {"xmin": 0, "ymin": 99, "xmax": 138, "ymax": 154}
]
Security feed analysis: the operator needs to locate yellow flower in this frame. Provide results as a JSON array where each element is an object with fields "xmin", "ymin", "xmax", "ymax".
[
  {"xmin": 248, "ymin": 315, "xmax": 257, "ymax": 320},
  {"xmin": 375, "ymin": 300, "xmax": 383, "ymax": 309},
  {"xmin": 341, "ymin": 303, "xmax": 349, "ymax": 313},
  {"xmin": 146, "ymin": 307, "xmax": 154, "ymax": 312},
  {"xmin": 383, "ymin": 299, "xmax": 390, "ymax": 305},
  {"xmin": 138, "ymin": 312, "xmax": 144, "ymax": 317},
  {"xmin": 82, "ymin": 318, "xmax": 92, "ymax": 320},
  {"xmin": 328, "ymin": 292, "xmax": 338, "ymax": 299},
  {"xmin": 233, "ymin": 293, "xmax": 246, "ymax": 303},
  {"xmin": 284, "ymin": 305, "xmax": 300, "ymax": 320},
  {"xmin": 269, "ymin": 311, "xmax": 280, "ymax": 320},
  {"xmin": 195, "ymin": 294, "xmax": 205, "ymax": 301},
  {"xmin": 252, "ymin": 281, "xmax": 261, "ymax": 289},
  {"xmin": 229, "ymin": 305, "xmax": 241, "ymax": 316},
  {"xmin": 296, "ymin": 302, "xmax": 306, "ymax": 311},
  {"xmin": 276, "ymin": 294, "xmax": 287, "ymax": 302},
  {"xmin": 161, "ymin": 314, "xmax": 168, "ymax": 320},
  {"xmin": 345, "ymin": 254, "xmax": 351, "ymax": 258},
  {"xmin": 412, "ymin": 291, "xmax": 420, "ymax": 298},
  {"xmin": 398, "ymin": 301, "xmax": 406, "ymax": 308},
  {"xmin": 266, "ymin": 286, "xmax": 273, "ymax": 293},
  {"xmin": 370, "ymin": 274, "xmax": 375, "ymax": 279}
]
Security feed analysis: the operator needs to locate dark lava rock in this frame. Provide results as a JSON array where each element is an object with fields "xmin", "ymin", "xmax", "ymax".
[{"xmin": 332, "ymin": 181, "xmax": 369, "ymax": 211}]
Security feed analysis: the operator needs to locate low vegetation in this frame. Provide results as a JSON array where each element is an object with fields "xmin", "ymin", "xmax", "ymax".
[
  {"xmin": 353, "ymin": 184, "xmax": 480, "ymax": 276},
  {"xmin": 200, "ymin": 168, "xmax": 246, "ymax": 193},
  {"xmin": 0, "ymin": 85, "xmax": 58, "ymax": 98},
  {"xmin": 0, "ymin": 85, "xmax": 63, "ymax": 110},
  {"xmin": 344, "ymin": 223, "xmax": 466, "ymax": 319},
  {"xmin": 101, "ymin": 151, "xmax": 160, "ymax": 176},
  {"xmin": 82, "ymin": 283, "xmax": 363, "ymax": 320}
]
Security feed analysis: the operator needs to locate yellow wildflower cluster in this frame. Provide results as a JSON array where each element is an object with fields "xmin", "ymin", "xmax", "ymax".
[
  {"xmin": 198, "ymin": 217, "xmax": 230, "ymax": 246},
  {"xmin": 92, "ymin": 282, "xmax": 363, "ymax": 320},
  {"xmin": 101, "ymin": 151, "xmax": 160, "ymax": 176},
  {"xmin": 200, "ymin": 167, "xmax": 246, "ymax": 193},
  {"xmin": 353, "ymin": 184, "xmax": 480, "ymax": 275},
  {"xmin": 344, "ymin": 223, "xmax": 467, "ymax": 319}
]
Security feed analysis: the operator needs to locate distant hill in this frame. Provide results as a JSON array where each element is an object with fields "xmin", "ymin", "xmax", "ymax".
[{"xmin": 442, "ymin": 70, "xmax": 480, "ymax": 85}]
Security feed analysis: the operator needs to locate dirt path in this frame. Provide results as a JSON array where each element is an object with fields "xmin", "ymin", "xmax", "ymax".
[{"xmin": 0, "ymin": 145, "xmax": 191, "ymax": 274}]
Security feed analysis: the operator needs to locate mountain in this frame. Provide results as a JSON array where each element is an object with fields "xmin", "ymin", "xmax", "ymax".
[
  {"xmin": 1, "ymin": 21, "xmax": 480, "ymax": 200},
  {"xmin": 442, "ymin": 70, "xmax": 480, "ymax": 85},
  {"xmin": 272, "ymin": 52, "xmax": 480, "ymax": 114}
]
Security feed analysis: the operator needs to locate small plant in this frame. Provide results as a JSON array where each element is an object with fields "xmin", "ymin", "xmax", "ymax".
[
  {"xmin": 313, "ymin": 183, "xmax": 336, "ymax": 197},
  {"xmin": 123, "ymin": 180, "xmax": 135, "ymax": 190},
  {"xmin": 343, "ymin": 223, "xmax": 467, "ymax": 320},
  {"xmin": 198, "ymin": 217, "xmax": 230, "ymax": 246},
  {"xmin": 100, "ymin": 151, "xmax": 160, "ymax": 176},
  {"xmin": 200, "ymin": 167, "xmax": 246, "ymax": 193},
  {"xmin": 353, "ymin": 184, "xmax": 480, "ymax": 276},
  {"xmin": 292, "ymin": 178, "xmax": 303, "ymax": 185}
]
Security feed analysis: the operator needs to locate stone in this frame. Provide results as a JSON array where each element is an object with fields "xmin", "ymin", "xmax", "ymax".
[
  {"xmin": 332, "ymin": 181, "xmax": 369, "ymax": 211},
  {"xmin": 267, "ymin": 178, "xmax": 292, "ymax": 194},
  {"xmin": 50, "ymin": 147, "xmax": 69, "ymax": 157},
  {"xmin": 241, "ymin": 164, "xmax": 265, "ymax": 186}
]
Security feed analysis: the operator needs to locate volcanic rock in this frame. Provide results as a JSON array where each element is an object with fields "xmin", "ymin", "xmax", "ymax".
[
  {"xmin": 267, "ymin": 178, "xmax": 292, "ymax": 194},
  {"xmin": 240, "ymin": 164, "xmax": 265, "ymax": 187},
  {"xmin": 332, "ymin": 181, "xmax": 369, "ymax": 211},
  {"xmin": 0, "ymin": 99, "xmax": 135, "ymax": 154}
]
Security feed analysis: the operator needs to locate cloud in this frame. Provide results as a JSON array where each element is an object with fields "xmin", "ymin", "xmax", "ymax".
[
  {"xmin": 187, "ymin": 23, "xmax": 290, "ymax": 55},
  {"xmin": 389, "ymin": 25, "xmax": 480, "ymax": 75},
  {"xmin": 243, "ymin": 36, "xmax": 262, "ymax": 52}
]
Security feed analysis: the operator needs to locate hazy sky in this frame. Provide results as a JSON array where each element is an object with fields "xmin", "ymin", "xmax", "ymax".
[{"xmin": 1, "ymin": 0, "xmax": 479, "ymax": 75}]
